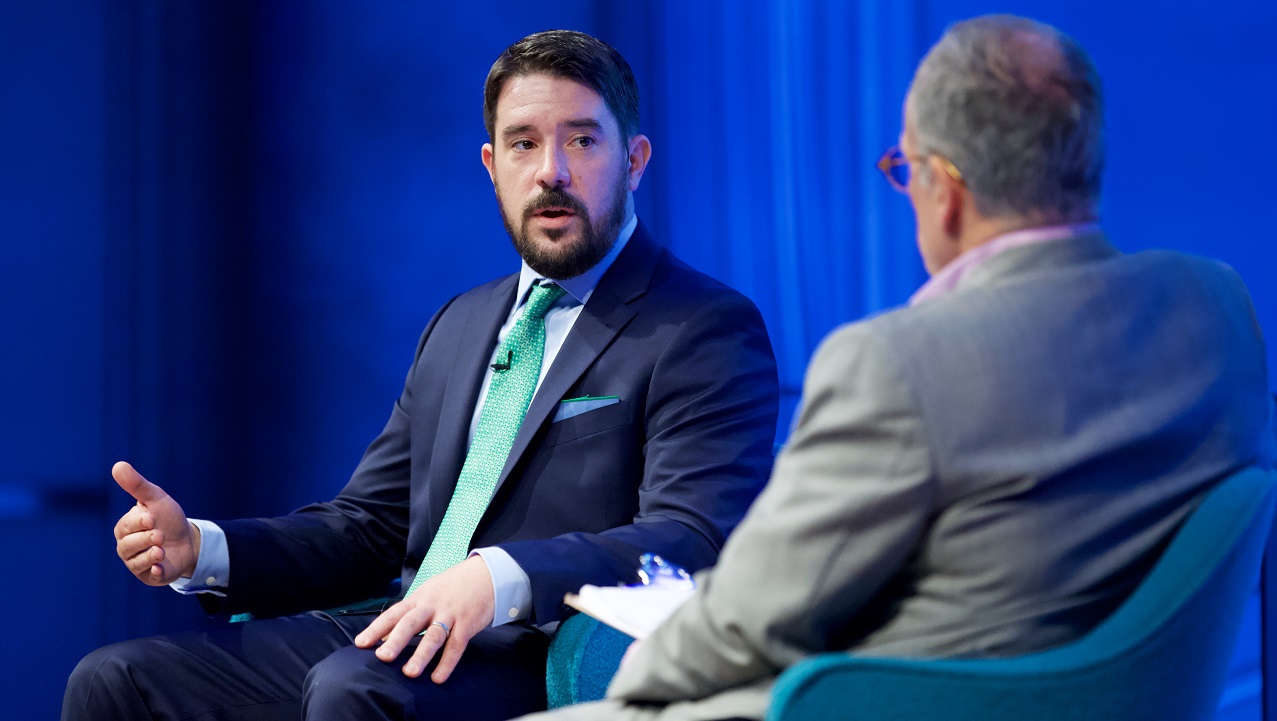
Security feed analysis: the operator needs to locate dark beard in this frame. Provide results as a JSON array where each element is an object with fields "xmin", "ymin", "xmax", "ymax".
[{"xmin": 497, "ymin": 167, "xmax": 630, "ymax": 280}]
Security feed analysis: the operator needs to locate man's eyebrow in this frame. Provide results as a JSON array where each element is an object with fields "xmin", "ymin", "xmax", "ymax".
[
  {"xmin": 500, "ymin": 118, "xmax": 604, "ymax": 141},
  {"xmin": 564, "ymin": 118, "xmax": 603, "ymax": 131},
  {"xmin": 501, "ymin": 124, "xmax": 536, "ymax": 140}
]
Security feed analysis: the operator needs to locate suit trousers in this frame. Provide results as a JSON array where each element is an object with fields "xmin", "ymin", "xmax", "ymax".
[{"xmin": 62, "ymin": 610, "xmax": 551, "ymax": 721}]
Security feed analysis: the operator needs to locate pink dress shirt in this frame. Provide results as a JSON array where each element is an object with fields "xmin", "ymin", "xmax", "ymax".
[{"xmin": 909, "ymin": 223, "xmax": 1102, "ymax": 306}]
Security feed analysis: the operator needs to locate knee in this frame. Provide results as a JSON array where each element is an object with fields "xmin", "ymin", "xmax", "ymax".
[
  {"xmin": 302, "ymin": 647, "xmax": 352, "ymax": 705},
  {"xmin": 63, "ymin": 642, "xmax": 149, "ymax": 721},
  {"xmin": 303, "ymin": 645, "xmax": 414, "ymax": 717},
  {"xmin": 66, "ymin": 642, "xmax": 131, "ymax": 696}
]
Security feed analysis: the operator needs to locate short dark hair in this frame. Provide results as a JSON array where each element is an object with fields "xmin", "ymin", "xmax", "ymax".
[{"xmin": 483, "ymin": 30, "xmax": 640, "ymax": 143}]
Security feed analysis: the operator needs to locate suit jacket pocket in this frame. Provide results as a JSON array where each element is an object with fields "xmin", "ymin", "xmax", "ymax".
[{"xmin": 540, "ymin": 399, "xmax": 631, "ymax": 447}]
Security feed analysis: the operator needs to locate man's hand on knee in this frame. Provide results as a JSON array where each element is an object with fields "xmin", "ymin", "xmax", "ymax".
[{"xmin": 353, "ymin": 555, "xmax": 496, "ymax": 684}]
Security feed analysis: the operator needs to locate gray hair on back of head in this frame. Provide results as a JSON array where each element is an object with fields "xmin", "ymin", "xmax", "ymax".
[{"xmin": 905, "ymin": 14, "xmax": 1104, "ymax": 220}]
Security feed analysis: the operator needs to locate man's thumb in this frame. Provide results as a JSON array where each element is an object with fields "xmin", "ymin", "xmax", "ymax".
[{"xmin": 112, "ymin": 461, "xmax": 163, "ymax": 504}]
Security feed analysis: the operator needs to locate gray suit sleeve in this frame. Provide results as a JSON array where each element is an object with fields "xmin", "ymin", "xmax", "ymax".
[{"xmin": 606, "ymin": 322, "xmax": 935, "ymax": 703}]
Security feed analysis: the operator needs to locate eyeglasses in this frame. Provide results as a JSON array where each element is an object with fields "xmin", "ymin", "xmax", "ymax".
[{"xmin": 876, "ymin": 146, "xmax": 964, "ymax": 194}]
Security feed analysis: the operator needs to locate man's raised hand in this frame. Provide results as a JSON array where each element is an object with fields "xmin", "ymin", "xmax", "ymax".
[{"xmin": 112, "ymin": 461, "xmax": 200, "ymax": 586}]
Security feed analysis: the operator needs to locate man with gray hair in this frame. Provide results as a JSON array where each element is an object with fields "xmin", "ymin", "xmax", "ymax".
[{"xmin": 520, "ymin": 14, "xmax": 1275, "ymax": 721}]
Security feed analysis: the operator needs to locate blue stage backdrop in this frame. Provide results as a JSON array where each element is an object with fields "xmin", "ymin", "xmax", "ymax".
[{"xmin": 2, "ymin": 1, "xmax": 1274, "ymax": 718}]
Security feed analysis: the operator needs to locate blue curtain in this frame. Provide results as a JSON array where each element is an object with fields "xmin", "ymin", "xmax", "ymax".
[
  {"xmin": 628, "ymin": 0, "xmax": 927, "ymax": 435},
  {"xmin": 3, "ymin": 1, "xmax": 1274, "ymax": 717}
]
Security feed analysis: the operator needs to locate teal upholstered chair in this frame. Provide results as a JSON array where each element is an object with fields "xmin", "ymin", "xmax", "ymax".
[
  {"xmin": 546, "ymin": 466, "xmax": 1276, "ymax": 719},
  {"xmin": 768, "ymin": 466, "xmax": 1276, "ymax": 721},
  {"xmin": 546, "ymin": 609, "xmax": 636, "ymax": 708}
]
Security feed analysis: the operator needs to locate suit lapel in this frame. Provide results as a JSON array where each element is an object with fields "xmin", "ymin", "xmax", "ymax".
[
  {"xmin": 490, "ymin": 223, "xmax": 663, "ymax": 500},
  {"xmin": 427, "ymin": 275, "xmax": 519, "ymax": 530}
]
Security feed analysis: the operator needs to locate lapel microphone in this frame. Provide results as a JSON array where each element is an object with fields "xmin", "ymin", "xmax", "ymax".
[{"xmin": 491, "ymin": 350, "xmax": 513, "ymax": 372}]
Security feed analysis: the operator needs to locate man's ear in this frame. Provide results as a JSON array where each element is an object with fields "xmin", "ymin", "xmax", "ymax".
[
  {"xmin": 931, "ymin": 156, "xmax": 964, "ymax": 237},
  {"xmin": 481, "ymin": 143, "xmax": 496, "ymax": 184},
  {"xmin": 626, "ymin": 134, "xmax": 652, "ymax": 191}
]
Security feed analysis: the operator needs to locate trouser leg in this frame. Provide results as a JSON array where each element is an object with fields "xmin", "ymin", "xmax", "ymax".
[
  {"xmin": 302, "ymin": 623, "xmax": 551, "ymax": 721},
  {"xmin": 62, "ymin": 611, "xmax": 350, "ymax": 721}
]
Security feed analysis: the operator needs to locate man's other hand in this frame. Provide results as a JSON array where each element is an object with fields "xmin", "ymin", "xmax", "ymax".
[
  {"xmin": 112, "ymin": 461, "xmax": 199, "ymax": 586},
  {"xmin": 353, "ymin": 555, "xmax": 496, "ymax": 684}
]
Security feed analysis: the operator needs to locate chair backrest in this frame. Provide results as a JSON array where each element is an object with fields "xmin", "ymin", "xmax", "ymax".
[
  {"xmin": 951, "ymin": 466, "xmax": 1275, "ymax": 719},
  {"xmin": 1045, "ymin": 466, "xmax": 1274, "ymax": 657},
  {"xmin": 1049, "ymin": 466, "xmax": 1275, "ymax": 718},
  {"xmin": 769, "ymin": 466, "xmax": 1276, "ymax": 721}
]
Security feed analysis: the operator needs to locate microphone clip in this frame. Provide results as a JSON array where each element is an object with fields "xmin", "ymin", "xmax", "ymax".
[{"xmin": 491, "ymin": 350, "xmax": 513, "ymax": 372}]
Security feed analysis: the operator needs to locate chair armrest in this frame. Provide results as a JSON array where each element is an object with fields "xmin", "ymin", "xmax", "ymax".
[{"xmin": 546, "ymin": 613, "xmax": 634, "ymax": 708}]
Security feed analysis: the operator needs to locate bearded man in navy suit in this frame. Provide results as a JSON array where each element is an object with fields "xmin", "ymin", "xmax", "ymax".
[{"xmin": 63, "ymin": 30, "xmax": 779, "ymax": 721}]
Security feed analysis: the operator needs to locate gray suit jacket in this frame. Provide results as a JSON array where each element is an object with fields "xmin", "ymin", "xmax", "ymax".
[{"xmin": 598, "ymin": 233, "xmax": 1276, "ymax": 721}]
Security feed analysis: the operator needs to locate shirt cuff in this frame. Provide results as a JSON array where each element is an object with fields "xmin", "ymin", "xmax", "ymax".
[
  {"xmin": 471, "ymin": 547, "xmax": 531, "ymax": 626},
  {"xmin": 169, "ymin": 518, "xmax": 229, "ymax": 597}
]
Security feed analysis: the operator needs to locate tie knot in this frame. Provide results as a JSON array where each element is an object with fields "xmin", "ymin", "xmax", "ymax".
[{"xmin": 522, "ymin": 282, "xmax": 567, "ymax": 321}]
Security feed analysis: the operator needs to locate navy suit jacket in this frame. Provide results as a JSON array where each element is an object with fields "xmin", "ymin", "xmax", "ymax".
[{"xmin": 208, "ymin": 225, "xmax": 780, "ymax": 624}]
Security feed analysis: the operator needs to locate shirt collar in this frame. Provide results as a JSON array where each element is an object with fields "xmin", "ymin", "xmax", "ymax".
[
  {"xmin": 515, "ymin": 214, "xmax": 638, "ymax": 308},
  {"xmin": 909, "ymin": 222, "xmax": 1102, "ymax": 306}
]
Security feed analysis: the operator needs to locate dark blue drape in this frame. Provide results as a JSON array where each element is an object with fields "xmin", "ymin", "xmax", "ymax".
[{"xmin": 3, "ymin": 1, "xmax": 1274, "ymax": 717}]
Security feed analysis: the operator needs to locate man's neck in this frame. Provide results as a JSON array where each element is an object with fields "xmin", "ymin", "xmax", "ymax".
[
  {"xmin": 911, "ymin": 217, "xmax": 1102, "ymax": 307},
  {"xmin": 957, "ymin": 209, "xmax": 1096, "ymax": 256}
]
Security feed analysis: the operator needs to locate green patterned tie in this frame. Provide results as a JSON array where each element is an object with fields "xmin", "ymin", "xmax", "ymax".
[{"xmin": 406, "ymin": 281, "xmax": 567, "ymax": 595}]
